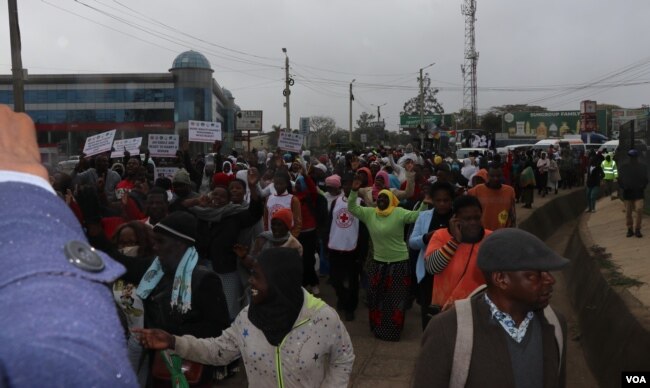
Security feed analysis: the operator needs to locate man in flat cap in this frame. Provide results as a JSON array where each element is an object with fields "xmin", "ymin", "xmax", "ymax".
[{"xmin": 413, "ymin": 228, "xmax": 568, "ymax": 388}]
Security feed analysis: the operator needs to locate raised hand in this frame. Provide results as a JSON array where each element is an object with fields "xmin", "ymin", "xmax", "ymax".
[
  {"xmin": 352, "ymin": 177, "xmax": 362, "ymax": 191},
  {"xmin": 0, "ymin": 105, "xmax": 48, "ymax": 181},
  {"xmin": 247, "ymin": 167, "xmax": 260, "ymax": 187}
]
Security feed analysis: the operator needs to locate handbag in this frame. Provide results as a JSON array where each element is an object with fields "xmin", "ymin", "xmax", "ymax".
[{"xmin": 152, "ymin": 350, "xmax": 203, "ymax": 387}]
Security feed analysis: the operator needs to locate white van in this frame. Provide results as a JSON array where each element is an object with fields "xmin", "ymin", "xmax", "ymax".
[
  {"xmin": 455, "ymin": 147, "xmax": 489, "ymax": 159},
  {"xmin": 532, "ymin": 138, "xmax": 586, "ymax": 155},
  {"xmin": 597, "ymin": 140, "xmax": 618, "ymax": 154}
]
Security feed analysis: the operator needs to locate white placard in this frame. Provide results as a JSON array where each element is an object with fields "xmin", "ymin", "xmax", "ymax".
[
  {"xmin": 148, "ymin": 134, "xmax": 179, "ymax": 157},
  {"xmin": 83, "ymin": 129, "xmax": 117, "ymax": 157},
  {"xmin": 155, "ymin": 167, "xmax": 179, "ymax": 180},
  {"xmin": 361, "ymin": 134, "xmax": 368, "ymax": 143},
  {"xmin": 111, "ymin": 137, "xmax": 143, "ymax": 158},
  {"xmin": 189, "ymin": 120, "xmax": 222, "ymax": 143},
  {"xmin": 236, "ymin": 110, "xmax": 263, "ymax": 131},
  {"xmin": 278, "ymin": 132, "xmax": 304, "ymax": 153}
]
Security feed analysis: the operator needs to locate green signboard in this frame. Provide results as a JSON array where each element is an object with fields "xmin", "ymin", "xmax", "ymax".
[
  {"xmin": 399, "ymin": 114, "xmax": 455, "ymax": 128},
  {"xmin": 501, "ymin": 110, "xmax": 606, "ymax": 138}
]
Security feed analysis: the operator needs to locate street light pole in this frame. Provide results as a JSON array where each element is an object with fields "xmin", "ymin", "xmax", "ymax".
[
  {"xmin": 282, "ymin": 48, "xmax": 291, "ymax": 131},
  {"xmin": 418, "ymin": 62, "xmax": 435, "ymax": 150},
  {"xmin": 349, "ymin": 79, "xmax": 355, "ymax": 142}
]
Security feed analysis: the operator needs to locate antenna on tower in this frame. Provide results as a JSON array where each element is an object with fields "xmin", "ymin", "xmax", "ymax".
[{"xmin": 461, "ymin": 0, "xmax": 478, "ymax": 128}]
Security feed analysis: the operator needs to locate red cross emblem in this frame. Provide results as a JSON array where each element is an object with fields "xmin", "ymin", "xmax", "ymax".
[{"xmin": 335, "ymin": 208, "xmax": 353, "ymax": 228}]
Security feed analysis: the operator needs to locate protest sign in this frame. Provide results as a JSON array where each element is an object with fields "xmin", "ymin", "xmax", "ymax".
[
  {"xmin": 111, "ymin": 137, "xmax": 143, "ymax": 158},
  {"xmin": 278, "ymin": 132, "xmax": 304, "ymax": 153},
  {"xmin": 148, "ymin": 134, "xmax": 179, "ymax": 157},
  {"xmin": 189, "ymin": 120, "xmax": 222, "ymax": 143},
  {"xmin": 82, "ymin": 129, "xmax": 116, "ymax": 157},
  {"xmin": 155, "ymin": 167, "xmax": 179, "ymax": 180}
]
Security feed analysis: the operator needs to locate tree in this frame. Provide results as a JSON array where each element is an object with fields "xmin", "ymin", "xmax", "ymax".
[
  {"xmin": 355, "ymin": 112, "xmax": 376, "ymax": 130},
  {"xmin": 480, "ymin": 112, "xmax": 501, "ymax": 132},
  {"xmin": 268, "ymin": 124, "xmax": 283, "ymax": 147},
  {"xmin": 310, "ymin": 116, "xmax": 337, "ymax": 147},
  {"xmin": 401, "ymin": 73, "xmax": 444, "ymax": 117},
  {"xmin": 488, "ymin": 104, "xmax": 547, "ymax": 115}
]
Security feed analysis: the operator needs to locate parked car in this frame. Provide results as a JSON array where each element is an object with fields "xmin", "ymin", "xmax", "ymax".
[
  {"xmin": 57, "ymin": 155, "xmax": 80, "ymax": 174},
  {"xmin": 455, "ymin": 147, "xmax": 489, "ymax": 159}
]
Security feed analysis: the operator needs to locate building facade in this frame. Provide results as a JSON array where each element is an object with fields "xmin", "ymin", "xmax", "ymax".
[{"xmin": 0, "ymin": 51, "xmax": 240, "ymax": 162}]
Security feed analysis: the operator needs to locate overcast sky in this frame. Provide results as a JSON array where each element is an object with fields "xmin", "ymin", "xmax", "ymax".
[{"xmin": 2, "ymin": 0, "xmax": 650, "ymax": 131}]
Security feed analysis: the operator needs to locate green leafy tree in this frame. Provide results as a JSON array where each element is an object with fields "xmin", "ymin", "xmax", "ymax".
[
  {"xmin": 480, "ymin": 112, "xmax": 501, "ymax": 132},
  {"xmin": 488, "ymin": 104, "xmax": 547, "ymax": 115},
  {"xmin": 355, "ymin": 112, "xmax": 376, "ymax": 130}
]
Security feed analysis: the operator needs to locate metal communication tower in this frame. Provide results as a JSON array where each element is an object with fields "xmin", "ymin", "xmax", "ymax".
[{"xmin": 461, "ymin": 0, "xmax": 478, "ymax": 128}]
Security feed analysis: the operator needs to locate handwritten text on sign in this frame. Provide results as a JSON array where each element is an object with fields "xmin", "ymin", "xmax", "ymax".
[
  {"xmin": 155, "ymin": 167, "xmax": 179, "ymax": 180},
  {"xmin": 188, "ymin": 120, "xmax": 222, "ymax": 143},
  {"xmin": 148, "ymin": 134, "xmax": 179, "ymax": 157},
  {"xmin": 111, "ymin": 137, "xmax": 143, "ymax": 158},
  {"xmin": 83, "ymin": 129, "xmax": 116, "ymax": 157},
  {"xmin": 278, "ymin": 132, "xmax": 304, "ymax": 153}
]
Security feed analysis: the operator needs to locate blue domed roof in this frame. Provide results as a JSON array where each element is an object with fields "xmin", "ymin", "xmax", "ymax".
[{"xmin": 171, "ymin": 51, "xmax": 212, "ymax": 70}]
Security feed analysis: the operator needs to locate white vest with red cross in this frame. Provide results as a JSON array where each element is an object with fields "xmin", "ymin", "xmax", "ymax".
[
  {"xmin": 266, "ymin": 192, "xmax": 294, "ymax": 228},
  {"xmin": 328, "ymin": 195, "xmax": 360, "ymax": 252}
]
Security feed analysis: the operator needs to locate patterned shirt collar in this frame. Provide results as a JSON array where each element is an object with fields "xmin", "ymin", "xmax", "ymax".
[{"xmin": 483, "ymin": 293, "xmax": 534, "ymax": 343}]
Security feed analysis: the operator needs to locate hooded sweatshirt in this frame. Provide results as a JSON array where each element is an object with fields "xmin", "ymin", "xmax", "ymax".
[{"xmin": 173, "ymin": 248, "xmax": 353, "ymax": 387}]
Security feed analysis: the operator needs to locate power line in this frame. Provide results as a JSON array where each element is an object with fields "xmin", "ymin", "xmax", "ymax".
[
  {"xmin": 108, "ymin": 0, "xmax": 282, "ymax": 62},
  {"xmin": 72, "ymin": 0, "xmax": 281, "ymax": 69}
]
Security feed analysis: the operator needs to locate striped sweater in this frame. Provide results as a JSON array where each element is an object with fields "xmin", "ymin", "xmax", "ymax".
[{"xmin": 424, "ymin": 228, "xmax": 492, "ymax": 309}]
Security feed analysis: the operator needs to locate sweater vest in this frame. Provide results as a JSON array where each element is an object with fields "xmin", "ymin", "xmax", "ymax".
[
  {"xmin": 266, "ymin": 193, "xmax": 293, "ymax": 227},
  {"xmin": 328, "ymin": 196, "xmax": 360, "ymax": 252}
]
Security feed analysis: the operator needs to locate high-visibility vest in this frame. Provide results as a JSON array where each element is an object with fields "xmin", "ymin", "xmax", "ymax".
[{"xmin": 601, "ymin": 159, "xmax": 618, "ymax": 180}]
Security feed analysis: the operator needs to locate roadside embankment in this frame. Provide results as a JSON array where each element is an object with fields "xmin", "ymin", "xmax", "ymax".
[{"xmin": 520, "ymin": 189, "xmax": 650, "ymax": 388}]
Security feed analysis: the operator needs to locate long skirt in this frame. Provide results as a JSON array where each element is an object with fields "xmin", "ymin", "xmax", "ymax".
[
  {"xmin": 329, "ymin": 249, "xmax": 361, "ymax": 313},
  {"xmin": 217, "ymin": 270, "xmax": 243, "ymax": 321},
  {"xmin": 367, "ymin": 259, "xmax": 411, "ymax": 341}
]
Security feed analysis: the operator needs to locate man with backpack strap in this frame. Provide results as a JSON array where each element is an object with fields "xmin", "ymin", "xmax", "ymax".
[{"xmin": 413, "ymin": 228, "xmax": 568, "ymax": 388}]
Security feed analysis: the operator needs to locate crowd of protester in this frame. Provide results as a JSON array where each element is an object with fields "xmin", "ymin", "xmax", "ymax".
[{"xmin": 46, "ymin": 136, "xmax": 616, "ymax": 386}]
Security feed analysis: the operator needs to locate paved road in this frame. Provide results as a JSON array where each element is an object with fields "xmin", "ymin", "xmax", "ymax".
[{"xmin": 220, "ymin": 187, "xmax": 601, "ymax": 387}]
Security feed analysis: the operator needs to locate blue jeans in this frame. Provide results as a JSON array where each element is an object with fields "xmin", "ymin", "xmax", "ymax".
[{"xmin": 586, "ymin": 186, "xmax": 599, "ymax": 211}]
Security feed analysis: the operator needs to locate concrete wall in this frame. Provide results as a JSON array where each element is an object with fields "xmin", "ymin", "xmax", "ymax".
[{"xmin": 519, "ymin": 189, "xmax": 650, "ymax": 388}]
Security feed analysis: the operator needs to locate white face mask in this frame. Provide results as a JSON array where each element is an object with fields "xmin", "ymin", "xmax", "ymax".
[{"xmin": 118, "ymin": 246, "xmax": 139, "ymax": 257}]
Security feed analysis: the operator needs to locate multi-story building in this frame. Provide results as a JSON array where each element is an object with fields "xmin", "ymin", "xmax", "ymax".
[{"xmin": 0, "ymin": 50, "xmax": 240, "ymax": 163}]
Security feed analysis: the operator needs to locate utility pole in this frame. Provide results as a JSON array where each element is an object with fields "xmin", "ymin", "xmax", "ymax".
[
  {"xmin": 349, "ymin": 79, "xmax": 355, "ymax": 142},
  {"xmin": 8, "ymin": 0, "xmax": 25, "ymax": 112},
  {"xmin": 282, "ymin": 48, "xmax": 292, "ymax": 131},
  {"xmin": 418, "ymin": 63, "xmax": 435, "ymax": 150},
  {"xmin": 419, "ymin": 68, "xmax": 424, "ymax": 131},
  {"xmin": 372, "ymin": 103, "xmax": 387, "ymax": 127}
]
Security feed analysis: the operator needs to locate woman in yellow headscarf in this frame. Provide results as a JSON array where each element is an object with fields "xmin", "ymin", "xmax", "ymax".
[{"xmin": 348, "ymin": 180, "xmax": 427, "ymax": 341}]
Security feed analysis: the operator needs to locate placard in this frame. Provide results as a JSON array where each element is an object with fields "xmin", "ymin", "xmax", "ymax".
[
  {"xmin": 236, "ymin": 110, "xmax": 263, "ymax": 131},
  {"xmin": 82, "ymin": 129, "xmax": 116, "ymax": 157},
  {"xmin": 155, "ymin": 167, "xmax": 179, "ymax": 180},
  {"xmin": 188, "ymin": 120, "xmax": 222, "ymax": 143},
  {"xmin": 278, "ymin": 132, "xmax": 304, "ymax": 153},
  {"xmin": 111, "ymin": 137, "xmax": 143, "ymax": 158},
  {"xmin": 148, "ymin": 134, "xmax": 179, "ymax": 157}
]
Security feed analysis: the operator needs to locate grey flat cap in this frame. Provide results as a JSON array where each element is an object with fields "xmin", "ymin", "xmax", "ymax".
[{"xmin": 477, "ymin": 228, "xmax": 569, "ymax": 272}]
